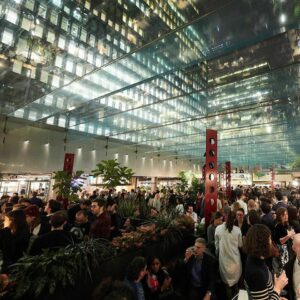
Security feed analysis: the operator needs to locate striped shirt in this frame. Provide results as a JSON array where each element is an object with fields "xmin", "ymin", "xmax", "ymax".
[{"xmin": 245, "ymin": 256, "xmax": 280, "ymax": 300}]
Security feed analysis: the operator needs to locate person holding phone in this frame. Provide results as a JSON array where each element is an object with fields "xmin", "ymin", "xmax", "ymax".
[
  {"xmin": 183, "ymin": 238, "xmax": 216, "ymax": 300},
  {"xmin": 142, "ymin": 256, "xmax": 173, "ymax": 300},
  {"xmin": 244, "ymin": 224, "xmax": 288, "ymax": 300}
]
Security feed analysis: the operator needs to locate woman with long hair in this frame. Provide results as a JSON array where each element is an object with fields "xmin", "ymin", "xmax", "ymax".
[
  {"xmin": 0, "ymin": 209, "xmax": 30, "ymax": 271},
  {"xmin": 215, "ymin": 210, "xmax": 243, "ymax": 299},
  {"xmin": 142, "ymin": 256, "xmax": 173, "ymax": 300},
  {"xmin": 244, "ymin": 224, "xmax": 288, "ymax": 299},
  {"xmin": 273, "ymin": 207, "xmax": 295, "ymax": 267}
]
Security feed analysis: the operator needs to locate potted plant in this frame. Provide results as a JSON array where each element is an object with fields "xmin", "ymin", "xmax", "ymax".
[
  {"xmin": 91, "ymin": 159, "xmax": 134, "ymax": 189},
  {"xmin": 9, "ymin": 239, "xmax": 115, "ymax": 299},
  {"xmin": 177, "ymin": 171, "xmax": 188, "ymax": 192},
  {"xmin": 52, "ymin": 170, "xmax": 84, "ymax": 207}
]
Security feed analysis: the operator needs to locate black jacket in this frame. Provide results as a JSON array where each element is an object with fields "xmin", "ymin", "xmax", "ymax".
[
  {"xmin": 183, "ymin": 251, "xmax": 216, "ymax": 294},
  {"xmin": 29, "ymin": 230, "xmax": 74, "ymax": 255}
]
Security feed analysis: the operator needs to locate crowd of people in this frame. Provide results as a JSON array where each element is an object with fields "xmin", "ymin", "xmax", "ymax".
[{"xmin": 0, "ymin": 185, "xmax": 299, "ymax": 299}]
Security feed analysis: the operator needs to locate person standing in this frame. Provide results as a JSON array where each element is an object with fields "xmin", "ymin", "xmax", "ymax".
[
  {"xmin": 28, "ymin": 192, "xmax": 43, "ymax": 208},
  {"xmin": 90, "ymin": 199, "xmax": 111, "ymax": 239},
  {"xmin": 124, "ymin": 256, "xmax": 147, "ymax": 300},
  {"xmin": 244, "ymin": 224, "xmax": 288, "ymax": 300},
  {"xmin": 215, "ymin": 210, "xmax": 242, "ymax": 299},
  {"xmin": 285, "ymin": 233, "xmax": 300, "ymax": 300},
  {"xmin": 183, "ymin": 238, "xmax": 216, "ymax": 300},
  {"xmin": 29, "ymin": 212, "xmax": 74, "ymax": 255}
]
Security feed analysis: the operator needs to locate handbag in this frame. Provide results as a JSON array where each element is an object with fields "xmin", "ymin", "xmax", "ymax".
[{"xmin": 277, "ymin": 243, "xmax": 289, "ymax": 266}]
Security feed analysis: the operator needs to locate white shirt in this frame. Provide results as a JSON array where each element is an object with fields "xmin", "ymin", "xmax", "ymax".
[
  {"xmin": 237, "ymin": 199, "xmax": 248, "ymax": 215},
  {"xmin": 215, "ymin": 223, "xmax": 243, "ymax": 287},
  {"xmin": 293, "ymin": 257, "xmax": 300, "ymax": 300}
]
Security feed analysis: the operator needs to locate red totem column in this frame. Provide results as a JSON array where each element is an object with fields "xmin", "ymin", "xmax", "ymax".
[
  {"xmin": 63, "ymin": 153, "xmax": 75, "ymax": 174},
  {"xmin": 225, "ymin": 161, "xmax": 231, "ymax": 201},
  {"xmin": 205, "ymin": 129, "xmax": 218, "ymax": 225}
]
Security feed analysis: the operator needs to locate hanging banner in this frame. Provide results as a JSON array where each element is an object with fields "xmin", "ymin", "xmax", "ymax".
[{"xmin": 63, "ymin": 153, "xmax": 75, "ymax": 174}]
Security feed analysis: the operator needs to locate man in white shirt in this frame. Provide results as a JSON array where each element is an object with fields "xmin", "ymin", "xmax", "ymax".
[
  {"xmin": 235, "ymin": 188, "xmax": 248, "ymax": 215},
  {"xmin": 186, "ymin": 205, "xmax": 198, "ymax": 224},
  {"xmin": 285, "ymin": 233, "xmax": 300, "ymax": 300}
]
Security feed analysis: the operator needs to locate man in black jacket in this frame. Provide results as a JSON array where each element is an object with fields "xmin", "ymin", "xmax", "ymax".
[
  {"xmin": 285, "ymin": 233, "xmax": 300, "ymax": 300},
  {"xmin": 183, "ymin": 238, "xmax": 216, "ymax": 300},
  {"xmin": 29, "ymin": 211, "xmax": 74, "ymax": 255}
]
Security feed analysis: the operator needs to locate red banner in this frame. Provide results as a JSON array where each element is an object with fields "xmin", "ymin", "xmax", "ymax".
[{"xmin": 63, "ymin": 153, "xmax": 75, "ymax": 174}]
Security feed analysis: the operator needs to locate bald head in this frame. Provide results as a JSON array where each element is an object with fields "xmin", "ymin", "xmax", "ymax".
[
  {"xmin": 248, "ymin": 199, "xmax": 256, "ymax": 211},
  {"xmin": 292, "ymin": 233, "xmax": 300, "ymax": 258}
]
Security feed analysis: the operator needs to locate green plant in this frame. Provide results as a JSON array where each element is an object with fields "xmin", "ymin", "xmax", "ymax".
[
  {"xmin": 178, "ymin": 171, "xmax": 188, "ymax": 192},
  {"xmin": 117, "ymin": 199, "xmax": 136, "ymax": 218},
  {"xmin": 9, "ymin": 239, "xmax": 115, "ymax": 299},
  {"xmin": 138, "ymin": 197, "xmax": 150, "ymax": 219},
  {"xmin": 291, "ymin": 156, "xmax": 300, "ymax": 169},
  {"xmin": 155, "ymin": 209, "xmax": 179, "ymax": 231},
  {"xmin": 52, "ymin": 170, "xmax": 84, "ymax": 202},
  {"xmin": 92, "ymin": 159, "xmax": 134, "ymax": 189}
]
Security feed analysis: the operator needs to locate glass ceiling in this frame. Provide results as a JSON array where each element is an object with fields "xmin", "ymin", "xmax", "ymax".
[{"xmin": 0, "ymin": 0, "xmax": 300, "ymax": 169}]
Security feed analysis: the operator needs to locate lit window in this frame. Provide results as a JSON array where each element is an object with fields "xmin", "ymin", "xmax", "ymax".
[
  {"xmin": 89, "ymin": 34, "xmax": 95, "ymax": 47},
  {"xmin": 1, "ymin": 28, "xmax": 14, "ymax": 46},
  {"xmin": 38, "ymin": 4, "xmax": 47, "ymax": 18},
  {"xmin": 15, "ymin": 38, "xmax": 28, "ymax": 57},
  {"xmin": 58, "ymin": 35, "xmax": 66, "ymax": 49},
  {"xmin": 58, "ymin": 117, "xmax": 66, "ymax": 127},
  {"xmin": 61, "ymin": 17, "xmax": 69, "ymax": 31},
  {"xmin": 69, "ymin": 118, "xmax": 76, "ymax": 127},
  {"xmin": 52, "ymin": 75, "xmax": 60, "ymax": 87},
  {"xmin": 56, "ymin": 97, "xmax": 64, "ymax": 109},
  {"xmin": 95, "ymin": 55, "xmax": 102, "ymax": 67},
  {"xmin": 14, "ymin": 109, "xmax": 25, "ymax": 118},
  {"xmin": 84, "ymin": 1, "xmax": 91, "ymax": 10},
  {"xmin": 40, "ymin": 70, "xmax": 49, "ymax": 83},
  {"xmin": 76, "ymin": 64, "xmax": 84, "ymax": 76},
  {"xmin": 28, "ymin": 110, "xmax": 37, "ymax": 121},
  {"xmin": 80, "ymin": 29, "xmax": 87, "ymax": 42},
  {"xmin": 21, "ymin": 17, "xmax": 31, "ymax": 31},
  {"xmin": 52, "ymin": 0, "xmax": 62, "ymax": 8},
  {"xmin": 87, "ymin": 51, "xmax": 94, "ymax": 64},
  {"xmin": 64, "ymin": 6, "xmax": 70, "ymax": 14},
  {"xmin": 66, "ymin": 59, "xmax": 74, "ymax": 73},
  {"xmin": 88, "ymin": 125, "xmax": 94, "ymax": 133},
  {"xmin": 55, "ymin": 55, "xmax": 63, "ymax": 68},
  {"xmin": 50, "ymin": 10, "xmax": 58, "ymax": 25},
  {"xmin": 71, "ymin": 23, "xmax": 79, "ymax": 37},
  {"xmin": 101, "ymin": 11, "xmax": 106, "ymax": 22},
  {"xmin": 25, "ymin": 0, "xmax": 34, "ymax": 11},
  {"xmin": 73, "ymin": 8, "xmax": 82, "ymax": 21},
  {"xmin": 68, "ymin": 40, "xmax": 77, "ymax": 55},
  {"xmin": 6, "ymin": 9, "xmax": 19, "ymax": 24},
  {"xmin": 78, "ymin": 46, "xmax": 85, "ymax": 59},
  {"xmin": 47, "ymin": 30, "xmax": 55, "ymax": 43},
  {"xmin": 46, "ymin": 117, "xmax": 55, "ymax": 125},
  {"xmin": 35, "ymin": 24, "xmax": 43, "ymax": 38}
]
